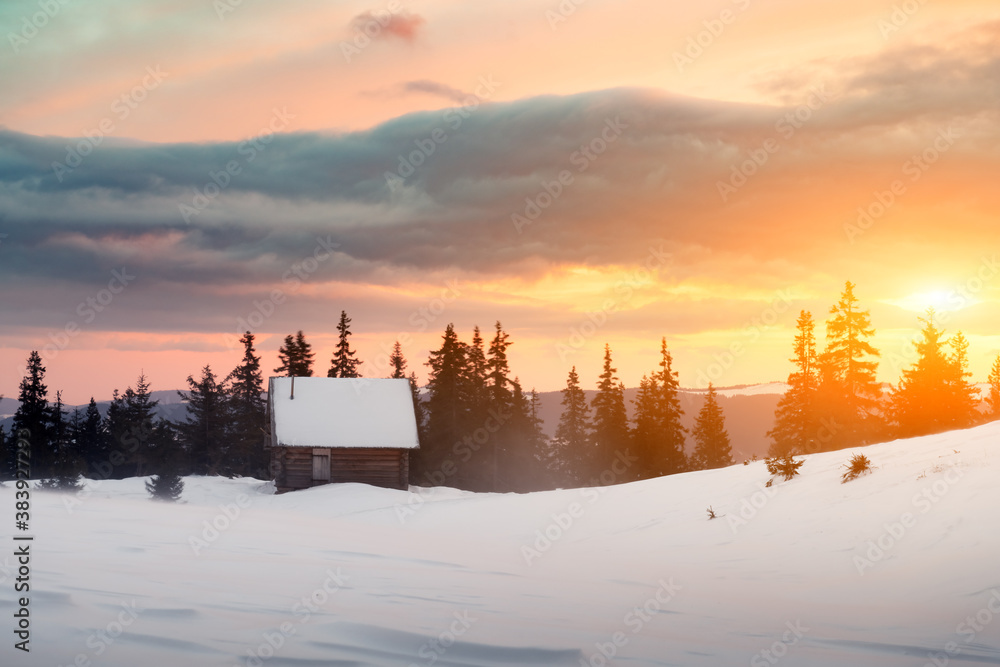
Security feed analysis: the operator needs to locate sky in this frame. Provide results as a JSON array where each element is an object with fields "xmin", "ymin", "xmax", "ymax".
[{"xmin": 1, "ymin": 0, "xmax": 999, "ymax": 405}]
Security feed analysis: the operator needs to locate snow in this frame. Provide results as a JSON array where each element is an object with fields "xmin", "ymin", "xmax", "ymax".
[
  {"xmin": 4, "ymin": 422, "xmax": 1000, "ymax": 666},
  {"xmin": 269, "ymin": 376, "xmax": 419, "ymax": 448}
]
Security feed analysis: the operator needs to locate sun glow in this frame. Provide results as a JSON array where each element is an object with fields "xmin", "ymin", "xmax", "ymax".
[{"xmin": 890, "ymin": 289, "xmax": 967, "ymax": 314}]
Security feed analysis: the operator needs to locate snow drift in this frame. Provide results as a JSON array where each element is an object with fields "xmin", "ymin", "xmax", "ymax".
[{"xmin": 2, "ymin": 422, "xmax": 999, "ymax": 666}]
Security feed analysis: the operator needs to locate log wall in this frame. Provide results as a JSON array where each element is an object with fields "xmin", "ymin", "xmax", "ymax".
[{"xmin": 270, "ymin": 446, "xmax": 410, "ymax": 492}]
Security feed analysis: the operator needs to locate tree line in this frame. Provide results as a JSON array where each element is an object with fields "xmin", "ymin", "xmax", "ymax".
[
  {"xmin": 768, "ymin": 281, "xmax": 999, "ymax": 456},
  {"xmin": 0, "ymin": 332, "xmax": 268, "ymax": 499},
  {"xmin": 1, "ymin": 285, "xmax": 998, "ymax": 497}
]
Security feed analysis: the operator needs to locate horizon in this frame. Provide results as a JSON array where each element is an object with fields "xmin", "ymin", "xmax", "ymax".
[{"xmin": 2, "ymin": 0, "xmax": 999, "ymax": 405}]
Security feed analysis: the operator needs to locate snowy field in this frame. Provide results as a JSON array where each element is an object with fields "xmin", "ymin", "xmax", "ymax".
[{"xmin": 3, "ymin": 423, "xmax": 1000, "ymax": 666}]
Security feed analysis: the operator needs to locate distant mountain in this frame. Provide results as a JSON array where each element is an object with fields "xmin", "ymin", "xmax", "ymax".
[{"xmin": 0, "ymin": 389, "xmax": 190, "ymax": 434}]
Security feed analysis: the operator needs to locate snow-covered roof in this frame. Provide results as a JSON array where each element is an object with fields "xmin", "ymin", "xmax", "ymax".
[{"xmin": 269, "ymin": 377, "xmax": 419, "ymax": 449}]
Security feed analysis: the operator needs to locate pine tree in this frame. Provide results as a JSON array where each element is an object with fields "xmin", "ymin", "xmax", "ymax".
[
  {"xmin": 946, "ymin": 331, "xmax": 980, "ymax": 429},
  {"xmin": 12, "ymin": 351, "xmax": 50, "ymax": 476},
  {"xmin": 690, "ymin": 384, "xmax": 733, "ymax": 470},
  {"xmin": 77, "ymin": 398, "xmax": 108, "ymax": 478},
  {"xmin": 389, "ymin": 341, "xmax": 407, "ymax": 379},
  {"xmin": 414, "ymin": 324, "xmax": 470, "ymax": 485},
  {"xmin": 487, "ymin": 322, "xmax": 514, "ymax": 412},
  {"xmin": 40, "ymin": 391, "xmax": 82, "ymax": 490},
  {"xmin": 631, "ymin": 375, "xmax": 659, "ymax": 481},
  {"xmin": 503, "ymin": 379, "xmax": 548, "ymax": 491},
  {"xmin": 145, "ymin": 420, "xmax": 185, "ymax": 502},
  {"xmin": 407, "ymin": 371, "xmax": 426, "ymax": 445},
  {"xmin": 146, "ymin": 472, "xmax": 184, "ymax": 501},
  {"xmin": 988, "ymin": 354, "xmax": 1000, "ymax": 419},
  {"xmin": 124, "ymin": 373, "xmax": 160, "ymax": 477},
  {"xmin": 484, "ymin": 322, "xmax": 516, "ymax": 491},
  {"xmin": 769, "ymin": 311, "xmax": 821, "ymax": 456},
  {"xmin": 275, "ymin": 334, "xmax": 296, "ymax": 377},
  {"xmin": 464, "ymin": 326, "xmax": 490, "ymax": 422},
  {"xmin": 275, "ymin": 330, "xmax": 315, "ymax": 377},
  {"xmin": 650, "ymin": 338, "xmax": 687, "ymax": 475},
  {"xmin": 551, "ymin": 366, "xmax": 591, "ymax": 485},
  {"xmin": 819, "ymin": 281, "xmax": 883, "ymax": 447},
  {"xmin": 102, "ymin": 389, "xmax": 129, "ymax": 479},
  {"xmin": 227, "ymin": 332, "xmax": 267, "ymax": 477},
  {"xmin": 328, "ymin": 311, "xmax": 362, "ymax": 378},
  {"xmin": 590, "ymin": 345, "xmax": 629, "ymax": 480},
  {"xmin": 891, "ymin": 312, "xmax": 978, "ymax": 437},
  {"xmin": 386, "ymin": 341, "xmax": 425, "ymax": 458},
  {"xmin": 177, "ymin": 366, "xmax": 229, "ymax": 476}
]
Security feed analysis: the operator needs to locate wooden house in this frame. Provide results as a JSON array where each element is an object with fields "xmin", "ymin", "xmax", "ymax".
[{"xmin": 267, "ymin": 376, "xmax": 419, "ymax": 492}]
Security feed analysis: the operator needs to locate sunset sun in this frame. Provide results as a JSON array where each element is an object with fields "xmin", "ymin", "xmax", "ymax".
[{"xmin": 891, "ymin": 289, "xmax": 965, "ymax": 314}]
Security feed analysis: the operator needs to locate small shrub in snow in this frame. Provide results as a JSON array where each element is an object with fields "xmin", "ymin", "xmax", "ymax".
[
  {"xmin": 146, "ymin": 474, "xmax": 184, "ymax": 502},
  {"xmin": 765, "ymin": 455, "xmax": 803, "ymax": 481},
  {"xmin": 841, "ymin": 453, "xmax": 872, "ymax": 483},
  {"xmin": 706, "ymin": 506, "xmax": 718, "ymax": 520}
]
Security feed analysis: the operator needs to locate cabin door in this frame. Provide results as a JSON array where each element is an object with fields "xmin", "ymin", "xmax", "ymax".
[{"xmin": 312, "ymin": 448, "xmax": 331, "ymax": 481}]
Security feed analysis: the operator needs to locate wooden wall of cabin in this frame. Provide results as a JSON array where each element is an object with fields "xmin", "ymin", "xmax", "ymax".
[
  {"xmin": 270, "ymin": 447, "xmax": 313, "ymax": 492},
  {"xmin": 270, "ymin": 447, "xmax": 410, "ymax": 492},
  {"xmin": 328, "ymin": 448, "xmax": 408, "ymax": 490}
]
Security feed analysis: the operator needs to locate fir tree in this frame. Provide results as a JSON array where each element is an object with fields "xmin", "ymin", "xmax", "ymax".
[
  {"xmin": 590, "ymin": 345, "xmax": 629, "ymax": 479},
  {"xmin": 413, "ymin": 324, "xmax": 470, "ymax": 485},
  {"xmin": 146, "ymin": 472, "xmax": 184, "ymax": 501},
  {"xmin": 891, "ymin": 313, "xmax": 978, "ymax": 437},
  {"xmin": 551, "ymin": 366, "xmax": 591, "ymax": 485},
  {"xmin": 40, "ymin": 391, "xmax": 82, "ymax": 490},
  {"xmin": 102, "ymin": 389, "xmax": 130, "ymax": 478},
  {"xmin": 407, "ymin": 371, "xmax": 426, "ymax": 445},
  {"xmin": 769, "ymin": 311, "xmax": 822, "ymax": 456},
  {"xmin": 386, "ymin": 341, "xmax": 425, "ymax": 453},
  {"xmin": 503, "ymin": 379, "xmax": 548, "ymax": 491},
  {"xmin": 487, "ymin": 322, "xmax": 514, "ymax": 412},
  {"xmin": 227, "ymin": 332, "xmax": 267, "ymax": 477},
  {"xmin": 988, "ymin": 354, "xmax": 1000, "ymax": 419},
  {"xmin": 123, "ymin": 373, "xmax": 160, "ymax": 477},
  {"xmin": 649, "ymin": 338, "xmax": 687, "ymax": 476},
  {"xmin": 275, "ymin": 334, "xmax": 296, "ymax": 377},
  {"xmin": 177, "ymin": 366, "xmax": 229, "ymax": 476},
  {"xmin": 389, "ymin": 341, "xmax": 407, "ymax": 379},
  {"xmin": 77, "ymin": 398, "xmax": 108, "ymax": 478},
  {"xmin": 12, "ymin": 351, "xmax": 50, "ymax": 476},
  {"xmin": 690, "ymin": 384, "xmax": 733, "ymax": 470},
  {"xmin": 328, "ymin": 311, "xmax": 362, "ymax": 378},
  {"xmin": 274, "ymin": 330, "xmax": 315, "ymax": 377},
  {"xmin": 484, "ymin": 322, "xmax": 516, "ymax": 492},
  {"xmin": 819, "ymin": 281, "xmax": 882, "ymax": 447},
  {"xmin": 946, "ymin": 331, "xmax": 980, "ymax": 429},
  {"xmin": 464, "ymin": 326, "xmax": 490, "ymax": 422},
  {"xmin": 630, "ymin": 375, "xmax": 659, "ymax": 481}
]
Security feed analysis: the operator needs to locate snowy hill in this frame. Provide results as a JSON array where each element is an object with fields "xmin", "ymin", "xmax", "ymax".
[{"xmin": 3, "ymin": 422, "xmax": 999, "ymax": 665}]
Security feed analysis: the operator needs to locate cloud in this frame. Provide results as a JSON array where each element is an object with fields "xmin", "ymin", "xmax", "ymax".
[
  {"xmin": 348, "ymin": 9, "xmax": 425, "ymax": 43},
  {"xmin": 364, "ymin": 80, "xmax": 473, "ymax": 104},
  {"xmin": 1, "ymin": 21, "xmax": 999, "ymax": 340}
]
